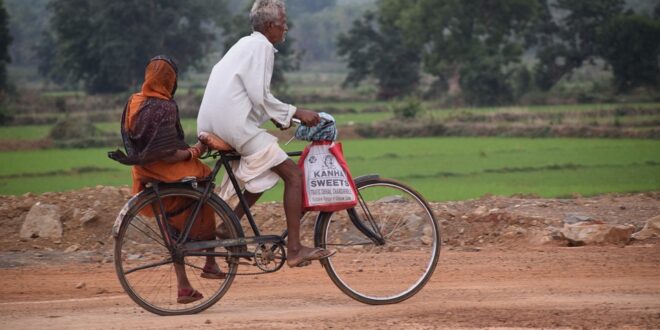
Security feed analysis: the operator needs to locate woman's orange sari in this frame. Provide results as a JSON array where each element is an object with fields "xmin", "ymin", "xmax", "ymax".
[{"xmin": 125, "ymin": 59, "xmax": 214, "ymax": 240}]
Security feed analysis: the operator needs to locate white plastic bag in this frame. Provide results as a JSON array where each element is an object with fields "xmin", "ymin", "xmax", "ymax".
[{"xmin": 298, "ymin": 141, "xmax": 358, "ymax": 212}]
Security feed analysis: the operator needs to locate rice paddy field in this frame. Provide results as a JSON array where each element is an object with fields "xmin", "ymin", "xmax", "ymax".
[
  {"xmin": 1, "ymin": 96, "xmax": 658, "ymax": 200},
  {"xmin": 1, "ymin": 137, "xmax": 658, "ymax": 201}
]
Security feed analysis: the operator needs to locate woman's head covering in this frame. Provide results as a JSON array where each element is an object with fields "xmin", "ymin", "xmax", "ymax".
[
  {"xmin": 141, "ymin": 55, "xmax": 178, "ymax": 100},
  {"xmin": 108, "ymin": 55, "xmax": 187, "ymax": 165}
]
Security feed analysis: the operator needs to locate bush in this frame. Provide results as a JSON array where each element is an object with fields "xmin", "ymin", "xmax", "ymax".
[
  {"xmin": 50, "ymin": 115, "xmax": 99, "ymax": 140},
  {"xmin": 391, "ymin": 97, "xmax": 424, "ymax": 120},
  {"xmin": 53, "ymin": 136, "xmax": 122, "ymax": 148},
  {"xmin": 49, "ymin": 115, "xmax": 122, "ymax": 148}
]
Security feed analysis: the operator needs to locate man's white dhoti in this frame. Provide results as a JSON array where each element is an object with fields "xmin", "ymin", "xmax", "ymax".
[{"xmin": 218, "ymin": 141, "xmax": 289, "ymax": 203}]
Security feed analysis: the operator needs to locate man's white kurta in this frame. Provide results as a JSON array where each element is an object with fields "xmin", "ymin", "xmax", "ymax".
[{"xmin": 197, "ymin": 31, "xmax": 296, "ymax": 155}]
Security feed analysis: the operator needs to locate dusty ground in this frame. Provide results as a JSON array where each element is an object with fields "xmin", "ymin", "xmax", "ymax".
[
  {"xmin": 0, "ymin": 189, "xmax": 659, "ymax": 329},
  {"xmin": 0, "ymin": 246, "xmax": 659, "ymax": 329}
]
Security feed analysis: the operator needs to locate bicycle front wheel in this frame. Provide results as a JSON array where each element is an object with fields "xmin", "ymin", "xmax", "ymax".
[
  {"xmin": 114, "ymin": 187, "xmax": 240, "ymax": 315},
  {"xmin": 317, "ymin": 177, "xmax": 440, "ymax": 304}
]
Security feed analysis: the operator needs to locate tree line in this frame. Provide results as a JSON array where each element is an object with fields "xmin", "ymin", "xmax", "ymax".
[
  {"xmin": 0, "ymin": 0, "xmax": 658, "ymax": 106},
  {"xmin": 338, "ymin": 0, "xmax": 660, "ymax": 104}
]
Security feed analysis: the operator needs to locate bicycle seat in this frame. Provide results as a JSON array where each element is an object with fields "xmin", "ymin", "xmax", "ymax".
[{"xmin": 198, "ymin": 131, "xmax": 234, "ymax": 152}]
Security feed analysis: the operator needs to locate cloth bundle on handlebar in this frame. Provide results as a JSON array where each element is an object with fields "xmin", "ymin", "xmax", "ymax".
[{"xmin": 294, "ymin": 112, "xmax": 337, "ymax": 141}]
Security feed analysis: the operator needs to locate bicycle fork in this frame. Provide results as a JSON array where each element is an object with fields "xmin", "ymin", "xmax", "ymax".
[{"xmin": 347, "ymin": 194, "xmax": 386, "ymax": 246}]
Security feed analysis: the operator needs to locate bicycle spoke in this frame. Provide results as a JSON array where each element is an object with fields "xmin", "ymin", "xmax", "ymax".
[
  {"xmin": 184, "ymin": 261, "xmax": 205, "ymax": 272},
  {"xmin": 324, "ymin": 241, "xmax": 374, "ymax": 247},
  {"xmin": 133, "ymin": 264, "xmax": 169, "ymax": 303},
  {"xmin": 128, "ymin": 218, "xmax": 169, "ymax": 249},
  {"xmin": 133, "ymin": 214, "xmax": 163, "ymax": 238},
  {"xmin": 123, "ymin": 258, "xmax": 173, "ymax": 275}
]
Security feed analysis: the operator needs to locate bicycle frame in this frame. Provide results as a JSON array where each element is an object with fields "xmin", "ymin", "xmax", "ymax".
[{"xmin": 146, "ymin": 149, "xmax": 385, "ymax": 262}]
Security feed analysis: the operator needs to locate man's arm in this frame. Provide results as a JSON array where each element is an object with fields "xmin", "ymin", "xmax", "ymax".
[{"xmin": 244, "ymin": 43, "xmax": 297, "ymax": 127}]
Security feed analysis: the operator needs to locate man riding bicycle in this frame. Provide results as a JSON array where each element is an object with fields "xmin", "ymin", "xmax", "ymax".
[{"xmin": 197, "ymin": 0, "xmax": 336, "ymax": 268}]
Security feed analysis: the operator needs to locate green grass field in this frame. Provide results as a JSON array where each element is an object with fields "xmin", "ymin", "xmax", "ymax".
[
  {"xmin": 0, "ymin": 125, "xmax": 52, "ymax": 141},
  {"xmin": 339, "ymin": 137, "xmax": 659, "ymax": 200},
  {"xmin": 1, "ymin": 137, "xmax": 658, "ymax": 201}
]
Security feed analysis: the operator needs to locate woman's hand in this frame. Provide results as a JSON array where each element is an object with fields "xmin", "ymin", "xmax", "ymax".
[
  {"xmin": 193, "ymin": 141, "xmax": 208, "ymax": 156},
  {"xmin": 161, "ymin": 142, "xmax": 207, "ymax": 164}
]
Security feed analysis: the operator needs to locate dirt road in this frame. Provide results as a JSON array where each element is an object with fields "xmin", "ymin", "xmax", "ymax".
[{"xmin": 1, "ymin": 245, "xmax": 659, "ymax": 329}]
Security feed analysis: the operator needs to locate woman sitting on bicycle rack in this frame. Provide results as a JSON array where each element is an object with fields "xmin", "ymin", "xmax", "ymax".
[
  {"xmin": 109, "ymin": 55, "xmax": 225, "ymax": 304},
  {"xmin": 197, "ymin": 0, "xmax": 335, "ymax": 268}
]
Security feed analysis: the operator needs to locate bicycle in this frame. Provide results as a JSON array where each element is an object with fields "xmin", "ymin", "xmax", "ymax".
[{"xmin": 112, "ymin": 131, "xmax": 441, "ymax": 316}]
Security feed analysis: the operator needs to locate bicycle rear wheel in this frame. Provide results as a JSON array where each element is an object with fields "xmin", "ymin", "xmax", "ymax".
[
  {"xmin": 317, "ymin": 177, "xmax": 440, "ymax": 304},
  {"xmin": 114, "ymin": 187, "xmax": 241, "ymax": 315}
]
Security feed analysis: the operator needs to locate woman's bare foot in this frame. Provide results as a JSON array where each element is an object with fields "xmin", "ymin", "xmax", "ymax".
[{"xmin": 177, "ymin": 287, "xmax": 203, "ymax": 304}]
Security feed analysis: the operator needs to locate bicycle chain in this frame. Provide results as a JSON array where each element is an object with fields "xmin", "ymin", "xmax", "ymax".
[
  {"xmin": 229, "ymin": 260, "xmax": 282, "ymax": 276},
  {"xmin": 225, "ymin": 243, "xmax": 286, "ymax": 276}
]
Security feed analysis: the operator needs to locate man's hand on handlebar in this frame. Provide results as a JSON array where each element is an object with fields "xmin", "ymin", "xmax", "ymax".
[{"xmin": 293, "ymin": 108, "xmax": 320, "ymax": 127}]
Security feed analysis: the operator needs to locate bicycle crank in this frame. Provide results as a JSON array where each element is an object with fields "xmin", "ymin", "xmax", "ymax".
[{"xmin": 254, "ymin": 242, "xmax": 286, "ymax": 272}]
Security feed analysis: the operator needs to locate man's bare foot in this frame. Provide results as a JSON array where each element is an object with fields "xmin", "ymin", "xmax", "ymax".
[{"xmin": 287, "ymin": 246, "xmax": 336, "ymax": 268}]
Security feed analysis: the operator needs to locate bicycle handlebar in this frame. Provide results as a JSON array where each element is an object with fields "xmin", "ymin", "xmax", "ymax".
[{"xmin": 201, "ymin": 149, "xmax": 302, "ymax": 160}]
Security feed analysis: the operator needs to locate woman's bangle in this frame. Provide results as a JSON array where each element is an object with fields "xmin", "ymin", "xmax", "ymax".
[{"xmin": 187, "ymin": 147, "xmax": 199, "ymax": 160}]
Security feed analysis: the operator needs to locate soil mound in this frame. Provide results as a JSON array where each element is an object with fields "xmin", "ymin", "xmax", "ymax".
[{"xmin": 0, "ymin": 187, "xmax": 658, "ymax": 264}]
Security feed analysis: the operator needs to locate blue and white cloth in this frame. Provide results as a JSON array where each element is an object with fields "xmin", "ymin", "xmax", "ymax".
[{"xmin": 294, "ymin": 112, "xmax": 337, "ymax": 141}]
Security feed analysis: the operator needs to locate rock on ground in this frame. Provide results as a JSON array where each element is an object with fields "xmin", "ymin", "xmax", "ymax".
[
  {"xmin": 19, "ymin": 202, "xmax": 63, "ymax": 240},
  {"xmin": 632, "ymin": 215, "xmax": 660, "ymax": 240},
  {"xmin": 560, "ymin": 222, "xmax": 635, "ymax": 246}
]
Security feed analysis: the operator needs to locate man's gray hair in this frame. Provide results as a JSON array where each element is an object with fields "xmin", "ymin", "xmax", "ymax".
[{"xmin": 250, "ymin": 0, "xmax": 286, "ymax": 32}]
